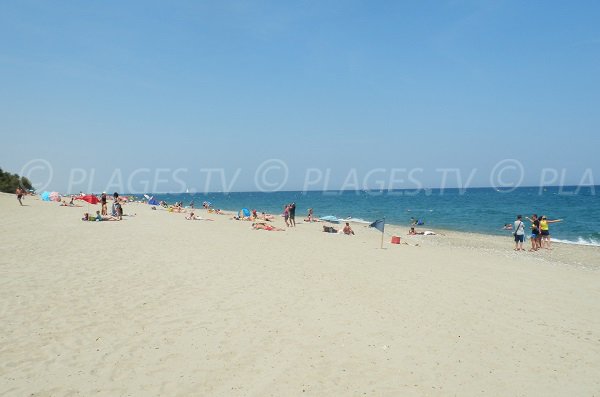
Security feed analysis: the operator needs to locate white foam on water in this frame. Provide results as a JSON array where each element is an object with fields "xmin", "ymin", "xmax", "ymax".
[
  {"xmin": 552, "ymin": 237, "xmax": 600, "ymax": 247},
  {"xmin": 344, "ymin": 217, "xmax": 372, "ymax": 224}
]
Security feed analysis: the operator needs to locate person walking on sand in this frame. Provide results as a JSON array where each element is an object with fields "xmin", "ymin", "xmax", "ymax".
[
  {"xmin": 513, "ymin": 215, "xmax": 525, "ymax": 251},
  {"xmin": 16, "ymin": 187, "xmax": 25, "ymax": 205},
  {"xmin": 307, "ymin": 208, "xmax": 313, "ymax": 222},
  {"xmin": 539, "ymin": 215, "xmax": 563, "ymax": 249}
]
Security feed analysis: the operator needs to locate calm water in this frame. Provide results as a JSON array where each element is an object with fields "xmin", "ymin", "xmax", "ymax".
[{"xmin": 136, "ymin": 186, "xmax": 599, "ymax": 246}]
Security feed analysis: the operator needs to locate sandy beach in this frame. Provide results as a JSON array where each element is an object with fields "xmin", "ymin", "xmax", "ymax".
[{"xmin": 1, "ymin": 192, "xmax": 599, "ymax": 396}]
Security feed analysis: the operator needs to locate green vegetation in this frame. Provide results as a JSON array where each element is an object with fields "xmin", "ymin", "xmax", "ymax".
[{"xmin": 0, "ymin": 168, "xmax": 33, "ymax": 193}]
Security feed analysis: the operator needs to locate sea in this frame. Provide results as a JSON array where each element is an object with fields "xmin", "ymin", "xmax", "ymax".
[{"xmin": 132, "ymin": 186, "xmax": 599, "ymax": 247}]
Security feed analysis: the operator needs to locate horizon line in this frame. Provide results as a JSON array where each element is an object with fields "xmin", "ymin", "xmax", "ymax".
[{"xmin": 51, "ymin": 184, "xmax": 599, "ymax": 195}]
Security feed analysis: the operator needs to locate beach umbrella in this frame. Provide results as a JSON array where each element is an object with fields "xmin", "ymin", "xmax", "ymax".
[
  {"xmin": 76, "ymin": 194, "xmax": 100, "ymax": 205},
  {"xmin": 41, "ymin": 191, "xmax": 51, "ymax": 201},
  {"xmin": 75, "ymin": 194, "xmax": 100, "ymax": 213}
]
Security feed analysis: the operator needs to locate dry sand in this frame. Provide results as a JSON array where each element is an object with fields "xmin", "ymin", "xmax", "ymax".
[{"xmin": 1, "ymin": 192, "xmax": 599, "ymax": 396}]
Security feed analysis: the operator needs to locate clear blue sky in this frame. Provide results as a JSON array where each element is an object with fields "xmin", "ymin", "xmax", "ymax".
[{"xmin": 1, "ymin": 1, "xmax": 599, "ymax": 192}]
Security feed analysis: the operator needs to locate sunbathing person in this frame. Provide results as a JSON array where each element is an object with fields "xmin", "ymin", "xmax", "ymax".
[
  {"xmin": 342, "ymin": 222, "xmax": 355, "ymax": 235},
  {"xmin": 60, "ymin": 198, "xmax": 78, "ymax": 207},
  {"xmin": 260, "ymin": 212, "xmax": 275, "ymax": 221},
  {"xmin": 185, "ymin": 212, "xmax": 214, "ymax": 221},
  {"xmin": 96, "ymin": 210, "xmax": 120, "ymax": 221},
  {"xmin": 252, "ymin": 222, "xmax": 284, "ymax": 231},
  {"xmin": 408, "ymin": 227, "xmax": 436, "ymax": 235},
  {"xmin": 82, "ymin": 212, "xmax": 101, "ymax": 221},
  {"xmin": 81, "ymin": 211, "xmax": 118, "ymax": 221}
]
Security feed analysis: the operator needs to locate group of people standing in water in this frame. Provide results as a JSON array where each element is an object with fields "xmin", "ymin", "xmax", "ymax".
[{"xmin": 513, "ymin": 214, "xmax": 562, "ymax": 251}]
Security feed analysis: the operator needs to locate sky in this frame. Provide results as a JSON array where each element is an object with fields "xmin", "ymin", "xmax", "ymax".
[{"xmin": 1, "ymin": 0, "xmax": 599, "ymax": 193}]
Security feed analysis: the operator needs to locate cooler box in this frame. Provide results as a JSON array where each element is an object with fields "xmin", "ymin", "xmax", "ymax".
[{"xmin": 391, "ymin": 236, "xmax": 401, "ymax": 244}]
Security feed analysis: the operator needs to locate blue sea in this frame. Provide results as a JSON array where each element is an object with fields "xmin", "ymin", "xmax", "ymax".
[{"xmin": 136, "ymin": 186, "xmax": 599, "ymax": 247}]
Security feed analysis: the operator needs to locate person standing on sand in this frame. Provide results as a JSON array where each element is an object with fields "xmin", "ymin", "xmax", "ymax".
[
  {"xmin": 513, "ymin": 215, "xmax": 525, "ymax": 251},
  {"xmin": 101, "ymin": 192, "xmax": 107, "ymax": 215},
  {"xmin": 112, "ymin": 192, "xmax": 119, "ymax": 216},
  {"xmin": 289, "ymin": 202, "xmax": 296, "ymax": 227},
  {"xmin": 525, "ymin": 214, "xmax": 541, "ymax": 251},
  {"xmin": 539, "ymin": 215, "xmax": 562, "ymax": 250},
  {"xmin": 16, "ymin": 187, "xmax": 25, "ymax": 205},
  {"xmin": 307, "ymin": 208, "xmax": 313, "ymax": 222},
  {"xmin": 283, "ymin": 204, "xmax": 290, "ymax": 227}
]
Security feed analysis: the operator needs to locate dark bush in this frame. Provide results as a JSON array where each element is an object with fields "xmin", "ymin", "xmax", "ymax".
[{"xmin": 0, "ymin": 167, "xmax": 34, "ymax": 193}]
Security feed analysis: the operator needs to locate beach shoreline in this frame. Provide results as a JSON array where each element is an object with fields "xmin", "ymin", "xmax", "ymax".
[{"xmin": 28, "ymin": 187, "xmax": 600, "ymax": 247}]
